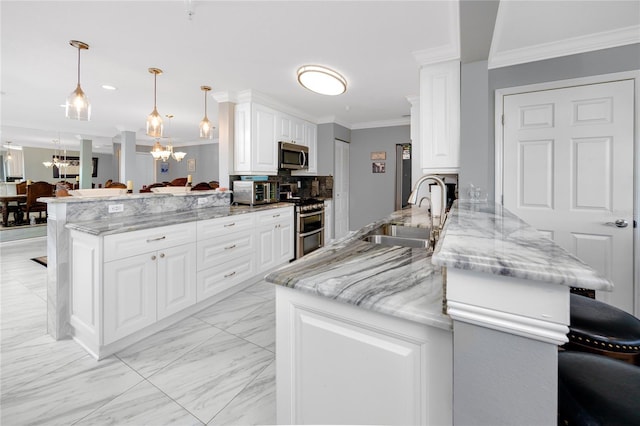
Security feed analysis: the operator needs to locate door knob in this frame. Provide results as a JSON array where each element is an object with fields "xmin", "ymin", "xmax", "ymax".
[{"xmin": 605, "ymin": 219, "xmax": 628, "ymax": 228}]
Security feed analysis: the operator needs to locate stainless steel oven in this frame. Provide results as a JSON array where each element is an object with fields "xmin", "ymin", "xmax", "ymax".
[{"xmin": 297, "ymin": 203, "xmax": 324, "ymax": 258}]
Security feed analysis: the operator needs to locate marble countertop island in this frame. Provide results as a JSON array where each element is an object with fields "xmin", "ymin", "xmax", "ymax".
[
  {"xmin": 265, "ymin": 206, "xmax": 450, "ymax": 330},
  {"xmin": 432, "ymin": 201, "xmax": 612, "ymax": 291}
]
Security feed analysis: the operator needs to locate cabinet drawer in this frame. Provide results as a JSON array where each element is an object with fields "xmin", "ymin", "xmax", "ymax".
[
  {"xmin": 197, "ymin": 231, "xmax": 255, "ymax": 272},
  {"xmin": 197, "ymin": 256, "xmax": 256, "ymax": 301},
  {"xmin": 197, "ymin": 213, "xmax": 255, "ymax": 240},
  {"xmin": 255, "ymin": 207, "xmax": 293, "ymax": 227},
  {"xmin": 104, "ymin": 222, "xmax": 197, "ymax": 263}
]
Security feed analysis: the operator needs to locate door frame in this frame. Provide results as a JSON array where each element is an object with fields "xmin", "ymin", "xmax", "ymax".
[{"xmin": 495, "ymin": 70, "xmax": 640, "ymax": 316}]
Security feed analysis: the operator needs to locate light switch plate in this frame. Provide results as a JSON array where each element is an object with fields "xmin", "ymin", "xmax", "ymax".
[
  {"xmin": 198, "ymin": 198, "xmax": 208, "ymax": 205},
  {"xmin": 108, "ymin": 204, "xmax": 124, "ymax": 213}
]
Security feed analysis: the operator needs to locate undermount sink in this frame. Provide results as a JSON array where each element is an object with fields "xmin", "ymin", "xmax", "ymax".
[
  {"xmin": 364, "ymin": 234, "xmax": 431, "ymax": 249},
  {"xmin": 362, "ymin": 223, "xmax": 432, "ymax": 249}
]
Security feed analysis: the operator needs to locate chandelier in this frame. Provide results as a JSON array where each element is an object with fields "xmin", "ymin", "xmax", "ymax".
[
  {"xmin": 165, "ymin": 114, "xmax": 186, "ymax": 161},
  {"xmin": 43, "ymin": 138, "xmax": 70, "ymax": 168}
]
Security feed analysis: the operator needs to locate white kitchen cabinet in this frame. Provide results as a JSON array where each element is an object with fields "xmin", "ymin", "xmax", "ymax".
[
  {"xmin": 196, "ymin": 213, "xmax": 256, "ymax": 301},
  {"xmin": 276, "ymin": 285, "xmax": 452, "ymax": 425},
  {"xmin": 156, "ymin": 243, "xmax": 197, "ymax": 320},
  {"xmin": 292, "ymin": 122, "xmax": 318, "ymax": 176},
  {"xmin": 256, "ymin": 207, "xmax": 294, "ymax": 273},
  {"xmin": 277, "ymin": 112, "xmax": 305, "ymax": 145},
  {"xmin": 419, "ymin": 60, "xmax": 460, "ymax": 174},
  {"xmin": 234, "ymin": 102, "xmax": 278, "ymax": 175}
]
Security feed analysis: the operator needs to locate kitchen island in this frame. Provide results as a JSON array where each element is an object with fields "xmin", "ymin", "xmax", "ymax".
[
  {"xmin": 266, "ymin": 201, "xmax": 611, "ymax": 425},
  {"xmin": 43, "ymin": 191, "xmax": 295, "ymax": 358}
]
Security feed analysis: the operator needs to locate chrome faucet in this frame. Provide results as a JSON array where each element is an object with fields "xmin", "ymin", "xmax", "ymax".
[{"xmin": 408, "ymin": 174, "xmax": 447, "ymax": 230}]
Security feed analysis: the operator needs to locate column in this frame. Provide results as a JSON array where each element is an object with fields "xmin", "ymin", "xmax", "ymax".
[
  {"xmin": 120, "ymin": 131, "xmax": 136, "ymax": 185},
  {"xmin": 79, "ymin": 139, "xmax": 92, "ymax": 189},
  {"xmin": 214, "ymin": 92, "xmax": 234, "ymax": 189}
]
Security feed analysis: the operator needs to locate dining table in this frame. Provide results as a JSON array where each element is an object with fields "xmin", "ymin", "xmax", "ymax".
[{"xmin": 0, "ymin": 194, "xmax": 27, "ymax": 227}]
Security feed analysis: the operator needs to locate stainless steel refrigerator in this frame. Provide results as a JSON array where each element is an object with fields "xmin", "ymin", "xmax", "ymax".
[{"xmin": 395, "ymin": 143, "xmax": 412, "ymax": 210}]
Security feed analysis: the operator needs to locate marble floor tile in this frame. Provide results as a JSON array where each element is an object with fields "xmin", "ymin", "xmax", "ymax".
[
  {"xmin": 149, "ymin": 331, "xmax": 274, "ymax": 424},
  {"xmin": 226, "ymin": 300, "xmax": 276, "ymax": 352},
  {"xmin": 243, "ymin": 279, "xmax": 276, "ymax": 301},
  {"xmin": 1, "ymin": 355, "xmax": 143, "ymax": 425},
  {"xmin": 116, "ymin": 316, "xmax": 223, "ymax": 378},
  {"xmin": 75, "ymin": 380, "xmax": 203, "ymax": 426},
  {"xmin": 0, "ymin": 334, "xmax": 87, "ymax": 396},
  {"xmin": 194, "ymin": 291, "xmax": 268, "ymax": 331},
  {"xmin": 209, "ymin": 360, "xmax": 276, "ymax": 425}
]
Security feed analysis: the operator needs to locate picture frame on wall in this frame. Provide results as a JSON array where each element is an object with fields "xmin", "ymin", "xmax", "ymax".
[
  {"xmin": 187, "ymin": 158, "xmax": 196, "ymax": 172},
  {"xmin": 160, "ymin": 162, "xmax": 169, "ymax": 174},
  {"xmin": 372, "ymin": 162, "xmax": 386, "ymax": 173},
  {"xmin": 52, "ymin": 157, "xmax": 98, "ymax": 178},
  {"xmin": 370, "ymin": 151, "xmax": 386, "ymax": 160}
]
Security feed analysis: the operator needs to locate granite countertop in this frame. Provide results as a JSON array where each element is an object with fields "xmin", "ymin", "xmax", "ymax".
[
  {"xmin": 265, "ymin": 206, "xmax": 451, "ymax": 330},
  {"xmin": 41, "ymin": 190, "xmax": 229, "ymax": 204},
  {"xmin": 432, "ymin": 200, "xmax": 613, "ymax": 291},
  {"xmin": 65, "ymin": 203, "xmax": 293, "ymax": 236}
]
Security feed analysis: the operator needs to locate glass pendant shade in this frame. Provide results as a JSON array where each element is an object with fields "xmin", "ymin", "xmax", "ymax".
[
  {"xmin": 66, "ymin": 40, "xmax": 91, "ymax": 120},
  {"xmin": 199, "ymin": 85, "xmax": 214, "ymax": 139},
  {"xmin": 173, "ymin": 151, "xmax": 186, "ymax": 161},
  {"xmin": 150, "ymin": 139, "xmax": 167, "ymax": 160},
  {"xmin": 146, "ymin": 68, "xmax": 164, "ymax": 137},
  {"xmin": 42, "ymin": 161, "xmax": 53, "ymax": 168}
]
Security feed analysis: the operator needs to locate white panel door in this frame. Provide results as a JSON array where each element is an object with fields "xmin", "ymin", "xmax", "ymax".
[
  {"xmin": 134, "ymin": 152, "xmax": 155, "ymax": 188},
  {"xmin": 334, "ymin": 140, "xmax": 350, "ymax": 239},
  {"xmin": 503, "ymin": 79, "xmax": 634, "ymax": 313}
]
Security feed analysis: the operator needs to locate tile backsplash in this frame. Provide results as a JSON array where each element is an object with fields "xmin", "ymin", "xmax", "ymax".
[{"xmin": 230, "ymin": 172, "xmax": 333, "ymax": 199}]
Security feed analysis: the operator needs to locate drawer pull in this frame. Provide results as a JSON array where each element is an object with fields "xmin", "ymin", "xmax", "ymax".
[
  {"xmin": 151, "ymin": 255, "xmax": 157, "ymax": 260},
  {"xmin": 160, "ymin": 253, "xmax": 165, "ymax": 258},
  {"xmin": 224, "ymin": 271, "xmax": 236, "ymax": 278},
  {"xmin": 147, "ymin": 236, "xmax": 166, "ymax": 242},
  {"xmin": 272, "ymin": 214, "xmax": 280, "ymax": 218},
  {"xmin": 224, "ymin": 244, "xmax": 237, "ymax": 250},
  {"xmin": 224, "ymin": 222, "xmax": 236, "ymax": 228}
]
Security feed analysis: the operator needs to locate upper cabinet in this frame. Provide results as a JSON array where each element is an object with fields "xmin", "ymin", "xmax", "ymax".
[
  {"xmin": 419, "ymin": 60, "xmax": 460, "ymax": 174},
  {"xmin": 234, "ymin": 100, "xmax": 318, "ymax": 176},
  {"xmin": 234, "ymin": 103, "xmax": 278, "ymax": 175}
]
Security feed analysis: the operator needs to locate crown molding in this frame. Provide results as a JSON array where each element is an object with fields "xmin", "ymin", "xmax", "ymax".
[
  {"xmin": 234, "ymin": 89, "xmax": 318, "ymax": 123},
  {"xmin": 488, "ymin": 24, "xmax": 640, "ymax": 69},
  {"xmin": 412, "ymin": 0, "xmax": 460, "ymax": 66},
  {"xmin": 406, "ymin": 95, "xmax": 419, "ymax": 106},
  {"xmin": 351, "ymin": 117, "xmax": 410, "ymax": 130},
  {"xmin": 211, "ymin": 91, "xmax": 236, "ymax": 103}
]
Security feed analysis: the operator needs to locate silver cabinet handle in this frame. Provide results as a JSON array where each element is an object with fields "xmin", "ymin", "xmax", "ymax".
[
  {"xmin": 273, "ymin": 214, "xmax": 280, "ymax": 218},
  {"xmin": 151, "ymin": 255, "xmax": 156, "ymax": 260},
  {"xmin": 160, "ymin": 253, "xmax": 165, "ymax": 258},
  {"xmin": 224, "ymin": 222, "xmax": 236, "ymax": 227},
  {"xmin": 224, "ymin": 244, "xmax": 236, "ymax": 250},
  {"xmin": 224, "ymin": 271, "xmax": 236, "ymax": 278},
  {"xmin": 147, "ymin": 236, "xmax": 166, "ymax": 242},
  {"xmin": 605, "ymin": 219, "xmax": 628, "ymax": 228}
]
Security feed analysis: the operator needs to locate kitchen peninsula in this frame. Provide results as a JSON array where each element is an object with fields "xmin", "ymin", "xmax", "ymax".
[
  {"xmin": 43, "ymin": 191, "xmax": 294, "ymax": 358},
  {"xmin": 266, "ymin": 201, "xmax": 612, "ymax": 425}
]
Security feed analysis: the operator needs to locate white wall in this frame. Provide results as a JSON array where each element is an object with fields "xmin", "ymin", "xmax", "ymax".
[{"xmin": 21, "ymin": 147, "xmax": 114, "ymax": 185}]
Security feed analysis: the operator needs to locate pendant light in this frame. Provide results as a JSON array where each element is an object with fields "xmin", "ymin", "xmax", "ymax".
[
  {"xmin": 199, "ymin": 85, "xmax": 214, "ymax": 139},
  {"xmin": 150, "ymin": 139, "xmax": 168, "ymax": 160},
  {"xmin": 5, "ymin": 141, "xmax": 12, "ymax": 160},
  {"xmin": 65, "ymin": 40, "xmax": 91, "ymax": 120},
  {"xmin": 146, "ymin": 68, "xmax": 164, "ymax": 137}
]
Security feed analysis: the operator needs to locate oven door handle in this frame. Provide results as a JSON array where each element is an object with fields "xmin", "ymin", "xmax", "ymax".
[
  {"xmin": 298, "ymin": 210, "xmax": 324, "ymax": 218},
  {"xmin": 299, "ymin": 227, "xmax": 324, "ymax": 238}
]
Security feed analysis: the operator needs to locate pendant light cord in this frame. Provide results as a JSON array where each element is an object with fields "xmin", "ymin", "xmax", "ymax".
[{"xmin": 77, "ymin": 47, "xmax": 81, "ymax": 86}]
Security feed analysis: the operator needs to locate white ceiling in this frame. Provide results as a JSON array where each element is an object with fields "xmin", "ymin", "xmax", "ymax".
[{"xmin": 1, "ymin": 1, "xmax": 638, "ymax": 154}]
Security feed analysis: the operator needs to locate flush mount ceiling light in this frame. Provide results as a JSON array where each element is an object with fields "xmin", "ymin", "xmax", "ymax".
[
  {"xmin": 146, "ymin": 68, "xmax": 164, "ymax": 138},
  {"xmin": 199, "ymin": 85, "xmax": 214, "ymax": 139},
  {"xmin": 297, "ymin": 65, "xmax": 347, "ymax": 96},
  {"xmin": 65, "ymin": 40, "xmax": 91, "ymax": 120}
]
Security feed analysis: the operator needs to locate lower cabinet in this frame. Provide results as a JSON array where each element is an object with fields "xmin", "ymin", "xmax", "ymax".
[
  {"xmin": 69, "ymin": 207, "xmax": 295, "ymax": 359},
  {"xmin": 256, "ymin": 207, "xmax": 294, "ymax": 273}
]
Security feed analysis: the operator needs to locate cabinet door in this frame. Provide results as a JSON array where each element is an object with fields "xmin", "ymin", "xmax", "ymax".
[
  {"xmin": 252, "ymin": 104, "xmax": 278, "ymax": 173},
  {"xmin": 277, "ymin": 113, "xmax": 292, "ymax": 142},
  {"xmin": 292, "ymin": 118, "xmax": 304, "ymax": 144},
  {"xmin": 256, "ymin": 225, "xmax": 276, "ymax": 273},
  {"xmin": 157, "ymin": 244, "xmax": 197, "ymax": 320},
  {"xmin": 276, "ymin": 219, "xmax": 294, "ymax": 265},
  {"xmin": 419, "ymin": 60, "xmax": 460, "ymax": 173},
  {"xmin": 104, "ymin": 253, "xmax": 157, "ymax": 345},
  {"xmin": 324, "ymin": 200, "xmax": 333, "ymax": 243},
  {"xmin": 234, "ymin": 103, "xmax": 252, "ymax": 173}
]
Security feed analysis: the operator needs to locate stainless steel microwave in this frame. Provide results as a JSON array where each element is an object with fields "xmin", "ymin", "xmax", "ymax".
[{"xmin": 279, "ymin": 142, "xmax": 308, "ymax": 170}]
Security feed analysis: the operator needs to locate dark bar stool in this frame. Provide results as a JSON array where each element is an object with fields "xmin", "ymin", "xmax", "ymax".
[
  {"xmin": 558, "ymin": 351, "xmax": 640, "ymax": 425},
  {"xmin": 565, "ymin": 293, "xmax": 640, "ymax": 365}
]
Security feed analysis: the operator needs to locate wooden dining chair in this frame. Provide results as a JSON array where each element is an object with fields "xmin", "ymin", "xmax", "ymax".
[
  {"xmin": 20, "ymin": 181, "xmax": 54, "ymax": 223},
  {"xmin": 3, "ymin": 181, "xmax": 28, "ymax": 224},
  {"xmin": 191, "ymin": 182, "xmax": 212, "ymax": 191},
  {"xmin": 169, "ymin": 177, "xmax": 188, "ymax": 186},
  {"xmin": 105, "ymin": 182, "xmax": 127, "ymax": 189}
]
